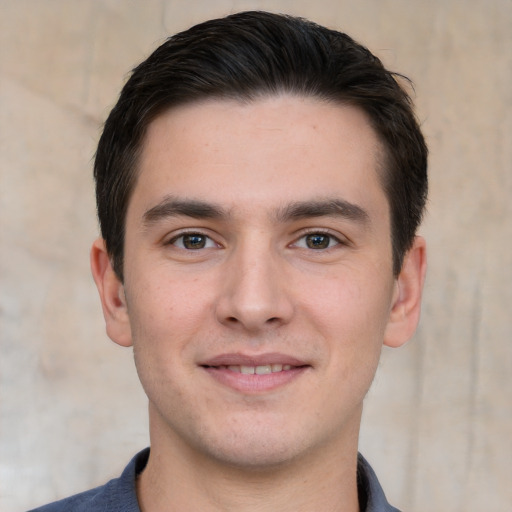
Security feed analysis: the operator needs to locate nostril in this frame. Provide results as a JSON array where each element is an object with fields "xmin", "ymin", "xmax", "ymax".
[{"xmin": 223, "ymin": 315, "xmax": 280, "ymax": 326}]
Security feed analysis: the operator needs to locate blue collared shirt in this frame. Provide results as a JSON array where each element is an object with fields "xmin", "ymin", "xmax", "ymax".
[{"xmin": 28, "ymin": 448, "xmax": 401, "ymax": 511}]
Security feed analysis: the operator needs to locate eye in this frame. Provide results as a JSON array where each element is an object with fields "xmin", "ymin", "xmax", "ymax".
[
  {"xmin": 170, "ymin": 233, "xmax": 217, "ymax": 250},
  {"xmin": 294, "ymin": 232, "xmax": 341, "ymax": 250}
]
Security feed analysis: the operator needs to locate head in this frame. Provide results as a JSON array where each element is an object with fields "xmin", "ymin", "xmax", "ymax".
[
  {"xmin": 94, "ymin": 10, "xmax": 427, "ymax": 282},
  {"xmin": 91, "ymin": 11, "xmax": 428, "ymax": 474}
]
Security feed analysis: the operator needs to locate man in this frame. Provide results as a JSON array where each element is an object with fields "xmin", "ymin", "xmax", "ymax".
[{"xmin": 31, "ymin": 10, "xmax": 427, "ymax": 512}]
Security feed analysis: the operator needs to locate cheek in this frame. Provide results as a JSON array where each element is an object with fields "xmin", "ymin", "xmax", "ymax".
[
  {"xmin": 308, "ymin": 271, "xmax": 393, "ymax": 337},
  {"xmin": 305, "ymin": 269, "xmax": 394, "ymax": 390},
  {"xmin": 129, "ymin": 305, "xmax": 200, "ymax": 419},
  {"xmin": 125, "ymin": 284, "xmax": 203, "ymax": 385},
  {"xmin": 127, "ymin": 266, "xmax": 213, "ymax": 332}
]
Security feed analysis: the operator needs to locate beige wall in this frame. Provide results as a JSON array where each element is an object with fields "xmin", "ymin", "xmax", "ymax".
[{"xmin": 1, "ymin": 1, "xmax": 511, "ymax": 511}]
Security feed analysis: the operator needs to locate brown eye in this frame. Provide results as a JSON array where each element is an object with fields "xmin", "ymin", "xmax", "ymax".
[
  {"xmin": 171, "ymin": 233, "xmax": 216, "ymax": 250},
  {"xmin": 182, "ymin": 234, "xmax": 206, "ymax": 249},
  {"xmin": 305, "ymin": 233, "xmax": 332, "ymax": 249}
]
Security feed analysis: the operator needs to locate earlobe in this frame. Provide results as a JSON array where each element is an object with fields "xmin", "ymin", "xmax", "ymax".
[
  {"xmin": 384, "ymin": 236, "xmax": 427, "ymax": 348},
  {"xmin": 90, "ymin": 238, "xmax": 133, "ymax": 347}
]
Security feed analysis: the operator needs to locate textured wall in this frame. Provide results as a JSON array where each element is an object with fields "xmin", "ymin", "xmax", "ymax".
[{"xmin": 1, "ymin": 1, "xmax": 511, "ymax": 511}]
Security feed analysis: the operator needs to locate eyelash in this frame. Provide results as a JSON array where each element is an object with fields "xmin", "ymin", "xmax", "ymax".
[
  {"xmin": 167, "ymin": 231, "xmax": 219, "ymax": 250},
  {"xmin": 292, "ymin": 230, "xmax": 345, "ymax": 250}
]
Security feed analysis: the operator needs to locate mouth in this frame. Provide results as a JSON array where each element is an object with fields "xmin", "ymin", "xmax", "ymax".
[
  {"xmin": 200, "ymin": 353, "xmax": 310, "ymax": 393},
  {"xmin": 208, "ymin": 364, "xmax": 295, "ymax": 375}
]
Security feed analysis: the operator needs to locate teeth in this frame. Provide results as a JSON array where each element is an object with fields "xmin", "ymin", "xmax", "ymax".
[{"xmin": 226, "ymin": 364, "xmax": 291, "ymax": 374}]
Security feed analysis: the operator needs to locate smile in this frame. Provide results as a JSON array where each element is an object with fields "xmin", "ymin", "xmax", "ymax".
[
  {"xmin": 214, "ymin": 364, "xmax": 293, "ymax": 374},
  {"xmin": 200, "ymin": 354, "xmax": 309, "ymax": 393}
]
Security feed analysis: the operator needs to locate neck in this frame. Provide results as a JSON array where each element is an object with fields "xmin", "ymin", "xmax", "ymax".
[{"xmin": 137, "ymin": 410, "xmax": 361, "ymax": 512}]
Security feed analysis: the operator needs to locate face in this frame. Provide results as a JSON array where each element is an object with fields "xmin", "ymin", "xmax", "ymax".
[{"xmin": 93, "ymin": 95, "xmax": 425, "ymax": 470}]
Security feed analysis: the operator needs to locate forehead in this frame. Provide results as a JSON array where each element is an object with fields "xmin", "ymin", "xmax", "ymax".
[{"xmin": 132, "ymin": 95, "xmax": 388, "ymax": 220}]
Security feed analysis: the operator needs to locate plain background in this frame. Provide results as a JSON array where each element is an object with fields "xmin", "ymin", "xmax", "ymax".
[{"xmin": 1, "ymin": 1, "xmax": 511, "ymax": 511}]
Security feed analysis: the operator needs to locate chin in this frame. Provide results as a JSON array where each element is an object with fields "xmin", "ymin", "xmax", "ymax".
[
  {"xmin": 208, "ymin": 442, "xmax": 302, "ymax": 471},
  {"xmin": 195, "ymin": 422, "xmax": 316, "ymax": 471}
]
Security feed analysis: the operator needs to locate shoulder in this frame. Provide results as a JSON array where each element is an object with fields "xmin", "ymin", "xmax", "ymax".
[
  {"xmin": 27, "ymin": 448, "xmax": 149, "ymax": 512},
  {"xmin": 27, "ymin": 482, "xmax": 115, "ymax": 512},
  {"xmin": 357, "ymin": 453, "xmax": 402, "ymax": 512}
]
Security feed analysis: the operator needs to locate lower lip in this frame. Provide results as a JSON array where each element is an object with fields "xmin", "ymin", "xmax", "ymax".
[{"xmin": 202, "ymin": 366, "xmax": 308, "ymax": 393}]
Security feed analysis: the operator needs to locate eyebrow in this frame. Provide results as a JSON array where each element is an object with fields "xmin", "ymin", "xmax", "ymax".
[
  {"xmin": 142, "ymin": 196, "xmax": 370, "ymax": 227},
  {"xmin": 143, "ymin": 196, "xmax": 227, "ymax": 226},
  {"xmin": 274, "ymin": 199, "xmax": 370, "ymax": 225}
]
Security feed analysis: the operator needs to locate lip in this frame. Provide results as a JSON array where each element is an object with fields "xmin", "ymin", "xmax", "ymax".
[
  {"xmin": 200, "ymin": 352, "xmax": 310, "ymax": 394},
  {"xmin": 201, "ymin": 352, "xmax": 308, "ymax": 367}
]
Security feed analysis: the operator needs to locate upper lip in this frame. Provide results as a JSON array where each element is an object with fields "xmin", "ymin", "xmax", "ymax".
[{"xmin": 200, "ymin": 352, "xmax": 309, "ymax": 367}]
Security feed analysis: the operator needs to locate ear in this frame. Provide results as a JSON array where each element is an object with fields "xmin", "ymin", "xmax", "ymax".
[
  {"xmin": 90, "ymin": 238, "xmax": 133, "ymax": 347},
  {"xmin": 384, "ymin": 236, "xmax": 427, "ymax": 348}
]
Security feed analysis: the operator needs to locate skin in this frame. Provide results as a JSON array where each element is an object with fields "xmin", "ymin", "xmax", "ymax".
[{"xmin": 91, "ymin": 95, "xmax": 426, "ymax": 511}]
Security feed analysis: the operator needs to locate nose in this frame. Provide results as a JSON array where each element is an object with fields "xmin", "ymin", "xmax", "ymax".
[{"xmin": 215, "ymin": 241, "xmax": 294, "ymax": 332}]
